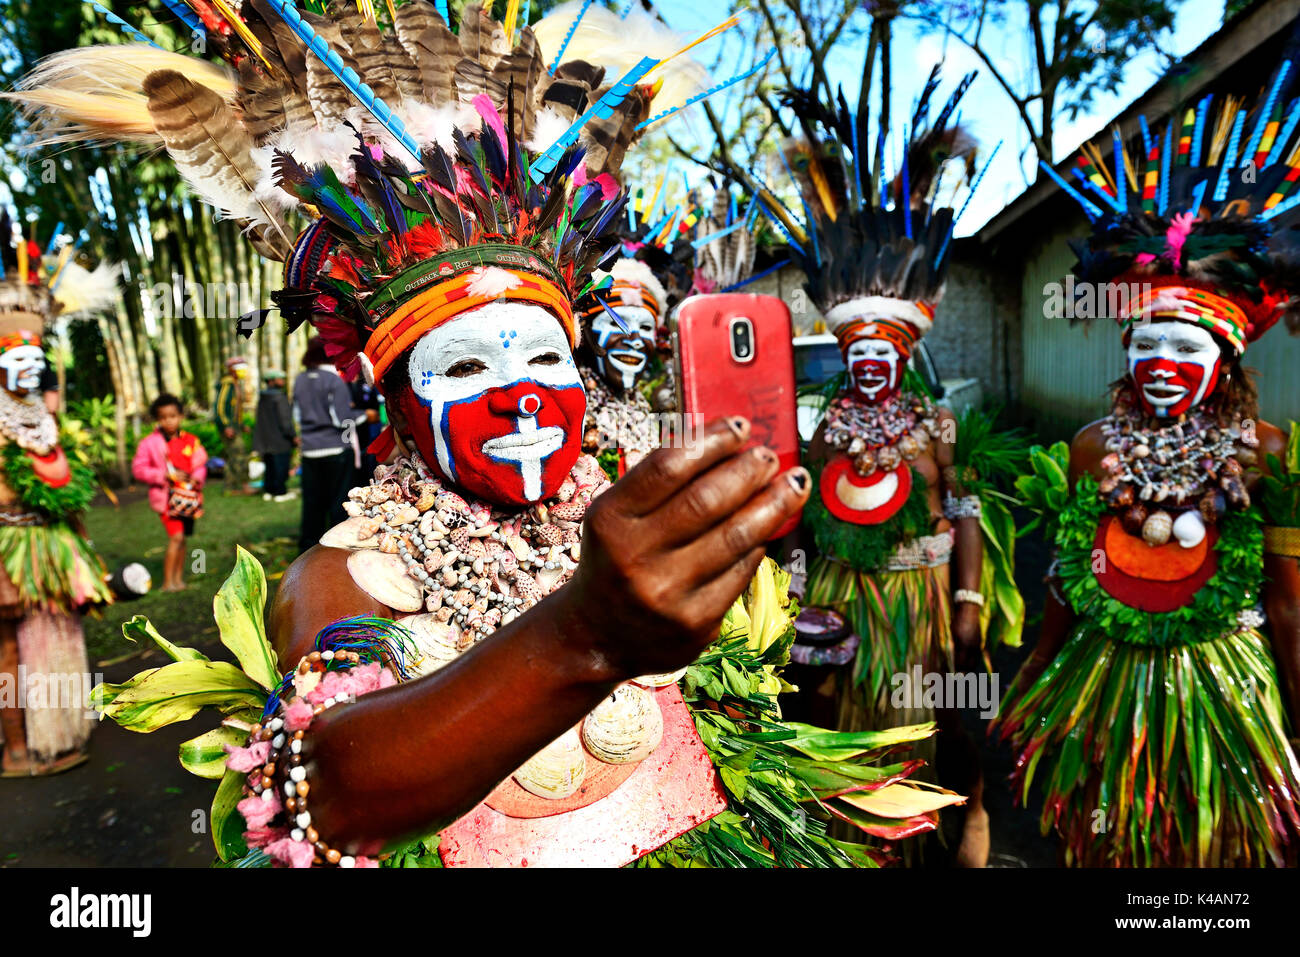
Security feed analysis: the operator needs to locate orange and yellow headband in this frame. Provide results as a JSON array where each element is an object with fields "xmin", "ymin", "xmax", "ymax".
[
  {"xmin": 1121, "ymin": 284, "xmax": 1249, "ymax": 355},
  {"xmin": 362, "ymin": 244, "xmax": 576, "ymax": 384}
]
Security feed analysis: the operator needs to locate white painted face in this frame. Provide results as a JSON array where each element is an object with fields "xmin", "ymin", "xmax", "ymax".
[
  {"xmin": 844, "ymin": 337, "xmax": 902, "ymax": 401},
  {"xmin": 591, "ymin": 304, "xmax": 655, "ymax": 391},
  {"xmin": 0, "ymin": 344, "xmax": 45, "ymax": 393},
  {"xmin": 1126, "ymin": 320, "xmax": 1223, "ymax": 417},
  {"xmin": 405, "ymin": 301, "xmax": 586, "ymax": 504}
]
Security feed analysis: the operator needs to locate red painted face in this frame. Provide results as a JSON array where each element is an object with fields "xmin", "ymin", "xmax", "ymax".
[
  {"xmin": 401, "ymin": 302, "xmax": 588, "ymax": 506},
  {"xmin": 1126, "ymin": 320, "xmax": 1223, "ymax": 418},
  {"xmin": 844, "ymin": 337, "xmax": 903, "ymax": 404}
]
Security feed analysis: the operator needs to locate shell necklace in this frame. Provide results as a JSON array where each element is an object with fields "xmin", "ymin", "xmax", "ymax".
[
  {"xmin": 0, "ymin": 386, "xmax": 56, "ymax": 454},
  {"xmin": 344, "ymin": 450, "xmax": 610, "ymax": 645},
  {"xmin": 1097, "ymin": 398, "xmax": 1251, "ymax": 513},
  {"xmin": 581, "ymin": 366, "xmax": 659, "ymax": 454},
  {"xmin": 822, "ymin": 391, "xmax": 941, "ymax": 477}
]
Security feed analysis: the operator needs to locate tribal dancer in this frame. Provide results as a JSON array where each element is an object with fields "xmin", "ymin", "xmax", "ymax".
[
  {"xmin": 0, "ymin": 220, "xmax": 116, "ymax": 776},
  {"xmin": 999, "ymin": 55, "xmax": 1300, "ymax": 867},
  {"xmin": 783, "ymin": 73, "xmax": 1021, "ymax": 866},
  {"xmin": 23, "ymin": 2, "xmax": 958, "ymax": 866}
]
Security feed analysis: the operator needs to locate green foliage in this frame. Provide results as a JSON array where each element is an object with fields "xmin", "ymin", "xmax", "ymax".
[
  {"xmin": 1258, "ymin": 422, "xmax": 1300, "ymax": 527},
  {"xmin": 1014, "ymin": 441, "xmax": 1071, "ymax": 537},
  {"xmin": 1, "ymin": 441, "xmax": 98, "ymax": 519}
]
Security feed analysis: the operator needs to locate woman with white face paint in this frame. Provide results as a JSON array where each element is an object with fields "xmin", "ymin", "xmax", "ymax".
[
  {"xmin": 29, "ymin": 4, "xmax": 966, "ymax": 869},
  {"xmin": 999, "ymin": 67, "xmax": 1300, "ymax": 867},
  {"xmin": 575, "ymin": 258, "xmax": 669, "ymax": 477},
  {"xmin": 0, "ymin": 235, "xmax": 117, "ymax": 777},
  {"xmin": 780, "ymin": 72, "xmax": 1012, "ymax": 867}
]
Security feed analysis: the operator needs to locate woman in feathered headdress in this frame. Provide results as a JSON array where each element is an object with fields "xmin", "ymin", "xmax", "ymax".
[
  {"xmin": 782, "ymin": 70, "xmax": 1015, "ymax": 866},
  {"xmin": 0, "ymin": 215, "xmax": 117, "ymax": 776},
  {"xmin": 10, "ymin": 2, "xmax": 960, "ymax": 867},
  {"xmin": 997, "ymin": 48, "xmax": 1300, "ymax": 866}
]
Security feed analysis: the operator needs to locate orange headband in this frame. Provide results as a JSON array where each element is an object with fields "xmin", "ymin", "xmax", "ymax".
[
  {"xmin": 834, "ymin": 315, "xmax": 925, "ymax": 359},
  {"xmin": 0, "ymin": 331, "xmax": 41, "ymax": 354},
  {"xmin": 580, "ymin": 279, "xmax": 661, "ymax": 322},
  {"xmin": 365, "ymin": 268, "xmax": 575, "ymax": 383}
]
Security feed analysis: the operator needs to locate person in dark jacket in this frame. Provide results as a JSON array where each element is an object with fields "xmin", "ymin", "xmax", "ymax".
[
  {"xmin": 292, "ymin": 337, "xmax": 364, "ymax": 553},
  {"xmin": 253, "ymin": 369, "xmax": 296, "ymax": 501}
]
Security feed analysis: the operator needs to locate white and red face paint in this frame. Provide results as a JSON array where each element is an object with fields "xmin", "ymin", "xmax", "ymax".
[
  {"xmin": 844, "ymin": 337, "xmax": 903, "ymax": 403},
  {"xmin": 1126, "ymin": 320, "xmax": 1223, "ymax": 418},
  {"xmin": 0, "ymin": 343, "xmax": 45, "ymax": 394},
  {"xmin": 401, "ymin": 302, "xmax": 586, "ymax": 506}
]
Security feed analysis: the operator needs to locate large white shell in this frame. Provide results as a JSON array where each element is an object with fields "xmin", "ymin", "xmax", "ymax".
[
  {"xmin": 632, "ymin": 669, "xmax": 686, "ymax": 688},
  {"xmin": 346, "ymin": 550, "xmax": 424, "ymax": 612},
  {"xmin": 1172, "ymin": 509, "xmax": 1207, "ymax": 549},
  {"xmin": 513, "ymin": 728, "xmax": 587, "ymax": 799},
  {"xmin": 582, "ymin": 684, "xmax": 663, "ymax": 765},
  {"xmin": 401, "ymin": 613, "xmax": 462, "ymax": 677},
  {"xmin": 319, "ymin": 517, "xmax": 380, "ymax": 550}
]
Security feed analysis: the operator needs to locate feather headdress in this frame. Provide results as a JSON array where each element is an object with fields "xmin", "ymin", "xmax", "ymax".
[
  {"xmin": 7, "ymin": 1, "xmax": 726, "ymax": 383},
  {"xmin": 0, "ymin": 213, "xmax": 119, "ymax": 341},
  {"xmin": 690, "ymin": 182, "xmax": 760, "ymax": 295},
  {"xmin": 1050, "ymin": 35, "xmax": 1300, "ymax": 353},
  {"xmin": 779, "ymin": 69, "xmax": 977, "ymax": 355}
]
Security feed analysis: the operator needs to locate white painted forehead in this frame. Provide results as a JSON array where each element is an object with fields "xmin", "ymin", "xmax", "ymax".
[
  {"xmin": 0, "ymin": 345, "xmax": 44, "ymax": 362},
  {"xmin": 847, "ymin": 337, "xmax": 900, "ymax": 356},
  {"xmin": 595, "ymin": 305, "xmax": 655, "ymax": 327},
  {"xmin": 408, "ymin": 301, "xmax": 571, "ymax": 364},
  {"xmin": 1129, "ymin": 319, "xmax": 1218, "ymax": 346}
]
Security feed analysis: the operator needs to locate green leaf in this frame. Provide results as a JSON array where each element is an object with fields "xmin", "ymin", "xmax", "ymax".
[
  {"xmin": 212, "ymin": 766, "xmax": 249, "ymax": 862},
  {"xmin": 213, "ymin": 546, "xmax": 280, "ymax": 690},
  {"xmin": 92, "ymin": 660, "xmax": 266, "ymax": 732},
  {"xmin": 780, "ymin": 722, "xmax": 937, "ymax": 761},
  {"xmin": 179, "ymin": 725, "xmax": 249, "ymax": 780},
  {"xmin": 122, "ymin": 615, "xmax": 208, "ymax": 663}
]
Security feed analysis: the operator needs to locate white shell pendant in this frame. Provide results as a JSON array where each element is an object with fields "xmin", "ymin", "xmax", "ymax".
[
  {"xmin": 632, "ymin": 669, "xmax": 686, "ymax": 688},
  {"xmin": 582, "ymin": 684, "xmax": 663, "ymax": 765},
  {"xmin": 319, "ymin": 517, "xmax": 381, "ymax": 550},
  {"xmin": 346, "ymin": 551, "xmax": 424, "ymax": 612},
  {"xmin": 513, "ymin": 728, "xmax": 587, "ymax": 799},
  {"xmin": 1172, "ymin": 509, "xmax": 1207, "ymax": 549},
  {"xmin": 401, "ymin": 613, "xmax": 462, "ymax": 677}
]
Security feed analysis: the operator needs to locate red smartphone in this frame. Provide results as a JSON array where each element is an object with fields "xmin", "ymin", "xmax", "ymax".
[{"xmin": 672, "ymin": 293, "xmax": 801, "ymax": 538}]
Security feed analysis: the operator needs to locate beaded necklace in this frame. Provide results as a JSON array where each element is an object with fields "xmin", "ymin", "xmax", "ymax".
[
  {"xmin": 821, "ymin": 390, "xmax": 941, "ymax": 476},
  {"xmin": 344, "ymin": 450, "xmax": 610, "ymax": 646}
]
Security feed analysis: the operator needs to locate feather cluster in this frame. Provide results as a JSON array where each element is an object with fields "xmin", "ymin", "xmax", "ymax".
[
  {"xmin": 1061, "ymin": 39, "xmax": 1300, "ymax": 338},
  {"xmin": 779, "ymin": 68, "xmax": 977, "ymax": 317}
]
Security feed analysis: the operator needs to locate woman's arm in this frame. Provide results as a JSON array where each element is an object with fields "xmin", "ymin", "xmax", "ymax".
[{"xmin": 278, "ymin": 417, "xmax": 811, "ymax": 855}]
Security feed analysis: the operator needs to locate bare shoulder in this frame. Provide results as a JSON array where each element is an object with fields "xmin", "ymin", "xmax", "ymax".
[
  {"xmin": 268, "ymin": 546, "xmax": 391, "ymax": 665},
  {"xmin": 1069, "ymin": 418, "xmax": 1109, "ymax": 484}
]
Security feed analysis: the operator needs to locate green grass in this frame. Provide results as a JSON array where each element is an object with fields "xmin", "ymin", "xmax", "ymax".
[{"xmin": 81, "ymin": 488, "xmax": 302, "ymax": 663}]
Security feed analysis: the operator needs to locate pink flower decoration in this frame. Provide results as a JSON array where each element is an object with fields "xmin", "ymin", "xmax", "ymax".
[
  {"xmin": 242, "ymin": 826, "xmax": 287, "ymax": 849},
  {"xmin": 266, "ymin": 838, "xmax": 316, "ymax": 869},
  {"xmin": 224, "ymin": 740, "xmax": 271, "ymax": 773},
  {"xmin": 1165, "ymin": 211, "xmax": 1195, "ymax": 269},
  {"xmin": 283, "ymin": 698, "xmax": 315, "ymax": 732},
  {"xmin": 354, "ymin": 857, "xmax": 379, "ymax": 868},
  {"xmin": 378, "ymin": 669, "xmax": 397, "ymax": 690},
  {"xmin": 236, "ymin": 793, "xmax": 281, "ymax": 830}
]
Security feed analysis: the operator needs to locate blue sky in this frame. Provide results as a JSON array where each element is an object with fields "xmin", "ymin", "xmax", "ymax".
[{"xmin": 650, "ymin": 0, "xmax": 1233, "ymax": 235}]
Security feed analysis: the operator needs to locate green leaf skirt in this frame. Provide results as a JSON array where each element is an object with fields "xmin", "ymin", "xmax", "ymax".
[
  {"xmin": 997, "ymin": 623, "xmax": 1300, "ymax": 866},
  {"xmin": 0, "ymin": 521, "xmax": 113, "ymax": 615}
]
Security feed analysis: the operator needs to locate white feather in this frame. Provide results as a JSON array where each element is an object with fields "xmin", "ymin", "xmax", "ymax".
[{"xmin": 466, "ymin": 266, "xmax": 524, "ymax": 299}]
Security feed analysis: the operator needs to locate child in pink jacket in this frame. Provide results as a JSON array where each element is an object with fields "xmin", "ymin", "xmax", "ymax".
[{"xmin": 132, "ymin": 394, "xmax": 207, "ymax": 591}]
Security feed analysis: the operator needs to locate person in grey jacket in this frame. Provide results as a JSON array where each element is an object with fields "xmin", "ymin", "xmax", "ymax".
[
  {"xmin": 292, "ymin": 337, "xmax": 364, "ymax": 553},
  {"xmin": 253, "ymin": 370, "xmax": 295, "ymax": 501}
]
